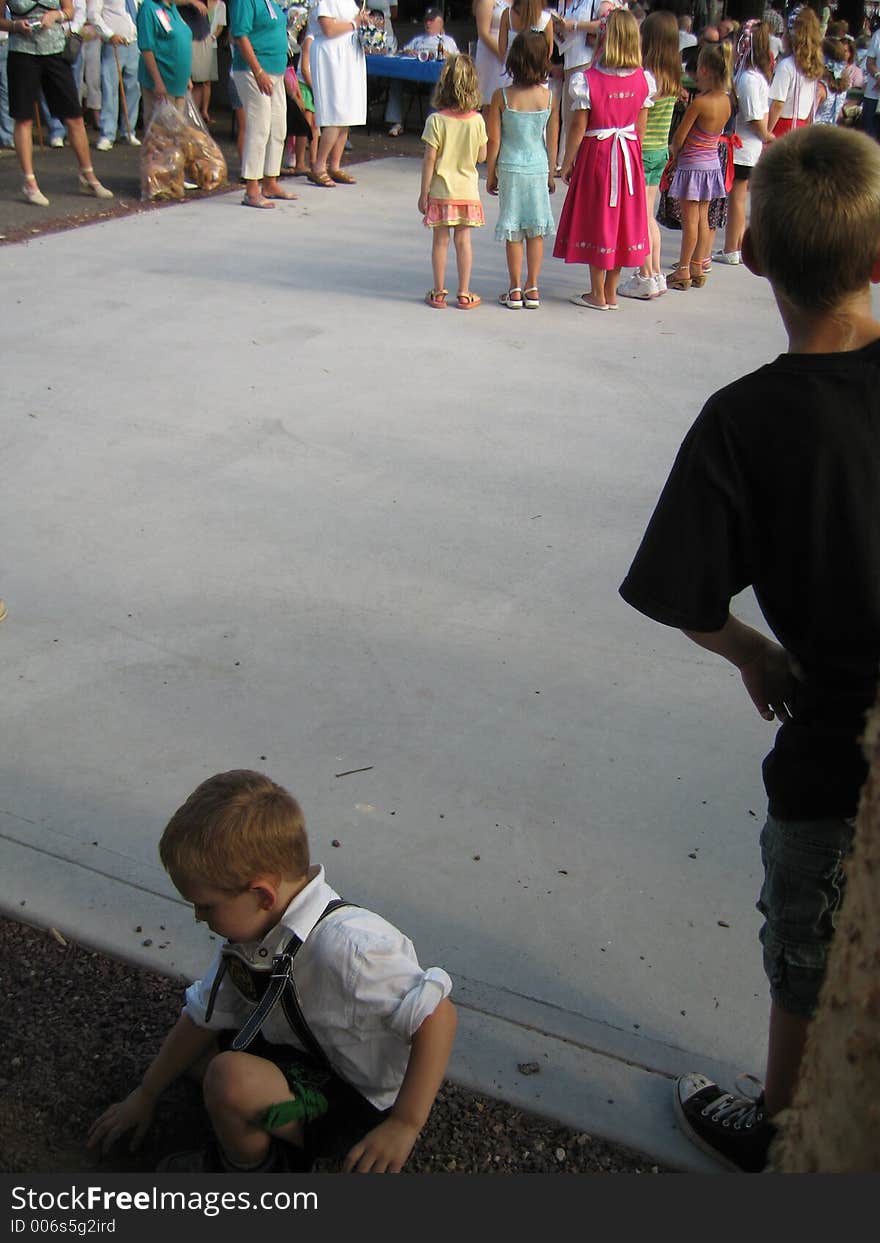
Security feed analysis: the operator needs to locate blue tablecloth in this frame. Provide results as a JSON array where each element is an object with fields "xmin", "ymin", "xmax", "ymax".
[{"xmin": 365, "ymin": 54, "xmax": 444, "ymax": 84}]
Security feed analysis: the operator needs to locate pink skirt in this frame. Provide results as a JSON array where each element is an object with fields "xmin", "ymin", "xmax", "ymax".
[{"xmin": 424, "ymin": 198, "xmax": 484, "ymax": 228}]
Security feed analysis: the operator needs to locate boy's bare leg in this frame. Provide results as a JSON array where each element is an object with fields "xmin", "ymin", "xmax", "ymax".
[
  {"xmin": 763, "ymin": 1002, "xmax": 810, "ymax": 1116},
  {"xmin": 203, "ymin": 1051, "xmax": 305, "ymax": 1167}
]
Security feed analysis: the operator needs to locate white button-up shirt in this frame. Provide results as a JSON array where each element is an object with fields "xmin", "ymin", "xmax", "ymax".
[
  {"xmin": 184, "ymin": 865, "xmax": 452, "ymax": 1111},
  {"xmin": 88, "ymin": 0, "xmax": 137, "ymax": 43}
]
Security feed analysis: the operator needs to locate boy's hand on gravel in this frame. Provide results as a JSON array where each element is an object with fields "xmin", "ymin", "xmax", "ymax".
[
  {"xmin": 342, "ymin": 1117, "xmax": 419, "ymax": 1173},
  {"xmin": 87, "ymin": 1086, "xmax": 157, "ymax": 1154}
]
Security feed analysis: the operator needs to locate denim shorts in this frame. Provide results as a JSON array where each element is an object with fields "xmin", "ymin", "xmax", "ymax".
[{"xmin": 757, "ymin": 814, "xmax": 854, "ymax": 1018}]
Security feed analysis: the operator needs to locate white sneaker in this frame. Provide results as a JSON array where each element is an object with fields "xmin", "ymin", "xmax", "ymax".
[
  {"xmin": 123, "ymin": 133, "xmax": 141, "ymax": 146},
  {"xmin": 96, "ymin": 137, "xmax": 113, "ymax": 151},
  {"xmin": 715, "ymin": 250, "xmax": 741, "ymax": 265},
  {"xmin": 49, "ymin": 136, "xmax": 64, "ymax": 149},
  {"xmin": 387, "ymin": 124, "xmax": 403, "ymax": 137},
  {"xmin": 618, "ymin": 271, "xmax": 657, "ymax": 300},
  {"xmin": 653, "ymin": 272, "xmax": 668, "ymax": 296}
]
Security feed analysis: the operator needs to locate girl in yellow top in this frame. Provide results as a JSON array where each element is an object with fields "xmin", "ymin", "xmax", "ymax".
[{"xmin": 419, "ymin": 55, "xmax": 488, "ymax": 309}]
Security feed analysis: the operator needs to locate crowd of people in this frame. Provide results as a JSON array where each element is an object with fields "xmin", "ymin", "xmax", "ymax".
[
  {"xmin": 417, "ymin": 2, "xmax": 868, "ymax": 309},
  {"xmin": 0, "ymin": 1, "xmax": 876, "ymax": 216}
]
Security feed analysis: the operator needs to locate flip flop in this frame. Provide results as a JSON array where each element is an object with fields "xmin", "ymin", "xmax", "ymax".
[
  {"xmin": 241, "ymin": 195, "xmax": 275, "ymax": 209},
  {"xmin": 263, "ymin": 190, "xmax": 299, "ymax": 200},
  {"xmin": 307, "ymin": 170, "xmax": 335, "ymax": 188}
]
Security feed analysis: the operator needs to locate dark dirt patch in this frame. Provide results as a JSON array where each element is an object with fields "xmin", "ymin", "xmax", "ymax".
[{"xmin": 0, "ymin": 917, "xmax": 666, "ymax": 1175}]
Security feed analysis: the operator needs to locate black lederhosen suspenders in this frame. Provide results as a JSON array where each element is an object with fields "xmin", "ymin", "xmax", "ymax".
[{"xmin": 204, "ymin": 898, "xmax": 351, "ymax": 1068}]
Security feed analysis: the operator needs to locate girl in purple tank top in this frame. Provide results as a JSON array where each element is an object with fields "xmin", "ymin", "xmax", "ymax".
[{"xmin": 666, "ymin": 43, "xmax": 731, "ymax": 290}]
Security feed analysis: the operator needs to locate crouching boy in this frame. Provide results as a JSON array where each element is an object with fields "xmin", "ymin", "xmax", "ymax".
[
  {"xmin": 620, "ymin": 126, "xmax": 880, "ymax": 1172},
  {"xmin": 89, "ymin": 770, "xmax": 456, "ymax": 1173}
]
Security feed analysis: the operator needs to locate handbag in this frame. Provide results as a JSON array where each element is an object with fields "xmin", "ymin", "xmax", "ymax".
[{"xmin": 60, "ymin": 28, "xmax": 83, "ymax": 64}]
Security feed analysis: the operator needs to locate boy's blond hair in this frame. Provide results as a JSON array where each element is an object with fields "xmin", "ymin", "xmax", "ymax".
[
  {"xmin": 749, "ymin": 127, "xmax": 880, "ymax": 312},
  {"xmin": 601, "ymin": 9, "xmax": 641, "ymax": 71},
  {"xmin": 160, "ymin": 770, "xmax": 310, "ymax": 891}
]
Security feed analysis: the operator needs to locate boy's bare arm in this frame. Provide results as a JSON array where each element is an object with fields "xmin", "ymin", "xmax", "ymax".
[
  {"xmin": 342, "ymin": 998, "xmax": 457, "ymax": 1174},
  {"xmin": 88, "ymin": 1014, "xmax": 217, "ymax": 1154},
  {"xmin": 683, "ymin": 614, "xmax": 798, "ymax": 723}
]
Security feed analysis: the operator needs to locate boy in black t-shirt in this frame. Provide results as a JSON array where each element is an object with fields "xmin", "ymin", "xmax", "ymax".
[{"xmin": 620, "ymin": 126, "xmax": 880, "ymax": 1173}]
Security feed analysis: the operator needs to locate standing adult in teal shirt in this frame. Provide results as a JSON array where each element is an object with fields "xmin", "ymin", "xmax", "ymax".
[
  {"xmin": 137, "ymin": 0, "xmax": 193, "ymax": 128},
  {"xmin": 230, "ymin": 0, "xmax": 296, "ymax": 207}
]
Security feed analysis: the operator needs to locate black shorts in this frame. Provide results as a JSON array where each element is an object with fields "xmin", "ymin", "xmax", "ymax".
[
  {"xmin": 7, "ymin": 49, "xmax": 82, "ymax": 122},
  {"xmin": 732, "ymin": 162, "xmax": 753, "ymax": 182},
  {"xmin": 216, "ymin": 1031, "xmax": 389, "ymax": 1166}
]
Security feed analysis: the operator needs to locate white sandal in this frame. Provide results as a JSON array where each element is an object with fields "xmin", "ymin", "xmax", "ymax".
[
  {"xmin": 22, "ymin": 176, "xmax": 49, "ymax": 207},
  {"xmin": 523, "ymin": 286, "xmax": 540, "ymax": 309},
  {"xmin": 78, "ymin": 169, "xmax": 113, "ymax": 199},
  {"xmin": 498, "ymin": 287, "xmax": 523, "ymax": 309}
]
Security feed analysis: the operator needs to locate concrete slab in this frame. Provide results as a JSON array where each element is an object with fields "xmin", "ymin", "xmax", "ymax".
[{"xmin": 1, "ymin": 157, "xmax": 796, "ymax": 1172}]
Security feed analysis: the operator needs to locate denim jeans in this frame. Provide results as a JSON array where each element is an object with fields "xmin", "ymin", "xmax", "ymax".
[
  {"xmin": 0, "ymin": 41, "xmax": 14, "ymax": 146},
  {"xmin": 99, "ymin": 40, "xmax": 140, "ymax": 141},
  {"xmin": 757, "ymin": 814, "xmax": 855, "ymax": 1018}
]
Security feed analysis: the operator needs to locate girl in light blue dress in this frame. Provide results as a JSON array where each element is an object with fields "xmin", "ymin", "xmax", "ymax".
[{"xmin": 486, "ymin": 30, "xmax": 559, "ymax": 308}]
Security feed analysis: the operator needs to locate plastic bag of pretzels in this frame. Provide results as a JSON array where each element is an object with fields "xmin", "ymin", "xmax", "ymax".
[{"xmin": 140, "ymin": 94, "xmax": 228, "ymax": 202}]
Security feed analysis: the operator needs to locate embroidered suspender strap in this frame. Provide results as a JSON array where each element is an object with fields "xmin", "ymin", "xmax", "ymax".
[{"xmin": 230, "ymin": 898, "xmax": 351, "ymax": 1053}]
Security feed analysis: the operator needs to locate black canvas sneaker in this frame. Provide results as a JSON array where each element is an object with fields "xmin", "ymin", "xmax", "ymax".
[{"xmin": 674, "ymin": 1072, "xmax": 776, "ymax": 1173}]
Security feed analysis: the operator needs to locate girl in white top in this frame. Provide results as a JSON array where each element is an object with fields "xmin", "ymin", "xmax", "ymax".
[
  {"xmin": 498, "ymin": 0, "xmax": 554, "ymax": 61},
  {"xmin": 473, "ymin": 0, "xmax": 513, "ymax": 107},
  {"xmin": 553, "ymin": 0, "xmax": 606, "ymax": 170},
  {"xmin": 720, "ymin": 19, "xmax": 775, "ymax": 265},
  {"xmin": 768, "ymin": 4, "xmax": 823, "ymax": 135}
]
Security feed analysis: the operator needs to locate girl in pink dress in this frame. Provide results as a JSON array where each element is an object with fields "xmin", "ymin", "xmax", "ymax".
[{"xmin": 553, "ymin": 8, "xmax": 650, "ymax": 311}]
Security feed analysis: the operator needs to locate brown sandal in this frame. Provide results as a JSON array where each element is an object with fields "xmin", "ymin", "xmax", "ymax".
[
  {"xmin": 425, "ymin": 288, "xmax": 448, "ymax": 309},
  {"xmin": 329, "ymin": 169, "xmax": 357, "ymax": 184},
  {"xmin": 457, "ymin": 292, "xmax": 481, "ymax": 309},
  {"xmin": 667, "ymin": 266, "xmax": 692, "ymax": 291},
  {"xmin": 307, "ymin": 169, "xmax": 335, "ymax": 188},
  {"xmin": 689, "ymin": 261, "xmax": 707, "ymax": 288}
]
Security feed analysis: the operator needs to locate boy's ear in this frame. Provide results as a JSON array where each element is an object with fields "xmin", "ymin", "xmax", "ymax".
[
  {"xmin": 249, "ymin": 876, "xmax": 280, "ymax": 909},
  {"xmin": 741, "ymin": 228, "xmax": 762, "ymax": 277}
]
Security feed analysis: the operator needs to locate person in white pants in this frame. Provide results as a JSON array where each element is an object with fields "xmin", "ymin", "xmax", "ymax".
[{"xmin": 92, "ymin": 0, "xmax": 140, "ymax": 148}]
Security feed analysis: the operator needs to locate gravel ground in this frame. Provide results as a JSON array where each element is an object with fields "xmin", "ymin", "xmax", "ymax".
[{"xmin": 0, "ymin": 918, "xmax": 668, "ymax": 1175}]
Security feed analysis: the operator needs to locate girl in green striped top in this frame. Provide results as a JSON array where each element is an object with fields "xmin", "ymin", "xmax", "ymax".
[{"xmin": 619, "ymin": 9, "xmax": 681, "ymax": 299}]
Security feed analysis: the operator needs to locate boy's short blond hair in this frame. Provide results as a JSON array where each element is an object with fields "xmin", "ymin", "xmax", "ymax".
[
  {"xmin": 749, "ymin": 127, "xmax": 880, "ymax": 313},
  {"xmin": 160, "ymin": 770, "xmax": 310, "ymax": 891}
]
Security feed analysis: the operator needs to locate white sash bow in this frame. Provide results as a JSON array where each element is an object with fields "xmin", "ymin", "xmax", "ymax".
[{"xmin": 584, "ymin": 124, "xmax": 639, "ymax": 208}]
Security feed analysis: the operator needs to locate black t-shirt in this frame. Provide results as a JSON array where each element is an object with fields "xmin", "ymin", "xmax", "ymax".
[{"xmin": 620, "ymin": 340, "xmax": 880, "ymax": 820}]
